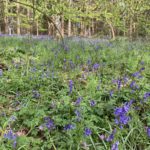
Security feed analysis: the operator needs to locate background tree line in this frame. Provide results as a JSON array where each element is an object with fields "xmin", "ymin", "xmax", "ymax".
[{"xmin": 0, "ymin": 0, "xmax": 149, "ymax": 39}]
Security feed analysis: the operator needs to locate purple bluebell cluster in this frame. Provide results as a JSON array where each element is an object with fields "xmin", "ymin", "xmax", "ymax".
[
  {"xmin": 4, "ymin": 130, "xmax": 17, "ymax": 148},
  {"xmin": 90, "ymin": 100, "xmax": 96, "ymax": 106},
  {"xmin": 114, "ymin": 100, "xmax": 133, "ymax": 128},
  {"xmin": 112, "ymin": 79, "xmax": 122, "ymax": 90},
  {"xmin": 106, "ymin": 128, "xmax": 116, "ymax": 142},
  {"xmin": 144, "ymin": 92, "xmax": 150, "ymax": 101},
  {"xmin": 64, "ymin": 124, "xmax": 75, "ymax": 130},
  {"xmin": 93, "ymin": 63, "xmax": 99, "ymax": 70},
  {"xmin": 84, "ymin": 128, "xmax": 92, "ymax": 136},
  {"xmin": 44, "ymin": 117, "xmax": 55, "ymax": 130},
  {"xmin": 75, "ymin": 97, "xmax": 82, "ymax": 105},
  {"xmin": 74, "ymin": 109, "xmax": 82, "ymax": 121},
  {"xmin": 130, "ymin": 81, "xmax": 139, "ymax": 90},
  {"xmin": 110, "ymin": 90, "xmax": 114, "ymax": 97},
  {"xmin": 147, "ymin": 127, "xmax": 150, "ymax": 138},
  {"xmin": 111, "ymin": 141, "xmax": 119, "ymax": 150},
  {"xmin": 132, "ymin": 71, "xmax": 140, "ymax": 78}
]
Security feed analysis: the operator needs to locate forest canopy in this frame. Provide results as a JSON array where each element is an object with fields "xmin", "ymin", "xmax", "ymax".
[{"xmin": 0, "ymin": 0, "xmax": 150, "ymax": 39}]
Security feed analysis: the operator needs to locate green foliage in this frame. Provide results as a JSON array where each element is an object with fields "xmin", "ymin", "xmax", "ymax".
[{"xmin": 0, "ymin": 37, "xmax": 150, "ymax": 149}]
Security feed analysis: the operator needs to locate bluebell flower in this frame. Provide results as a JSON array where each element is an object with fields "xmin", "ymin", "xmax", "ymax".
[
  {"xmin": 147, "ymin": 127, "xmax": 150, "ymax": 138},
  {"xmin": 140, "ymin": 67, "xmax": 145, "ymax": 71},
  {"xmin": 106, "ymin": 129, "xmax": 116, "ymax": 142},
  {"xmin": 110, "ymin": 90, "xmax": 114, "ymax": 97},
  {"xmin": 117, "ymin": 79, "xmax": 121, "ymax": 90},
  {"xmin": 64, "ymin": 124, "xmax": 75, "ymax": 130},
  {"xmin": 84, "ymin": 128, "xmax": 92, "ymax": 136},
  {"xmin": 74, "ymin": 109, "xmax": 80, "ymax": 117},
  {"xmin": 4, "ymin": 130, "xmax": 17, "ymax": 148},
  {"xmin": 113, "ymin": 79, "xmax": 122, "ymax": 90},
  {"xmin": 132, "ymin": 72, "xmax": 140, "ymax": 78},
  {"xmin": 123, "ymin": 76, "xmax": 129, "ymax": 84},
  {"xmin": 4, "ymin": 130, "xmax": 16, "ymax": 140},
  {"xmin": 114, "ymin": 100, "xmax": 133, "ymax": 127},
  {"xmin": 143, "ymin": 92, "xmax": 150, "ymax": 100},
  {"xmin": 130, "ymin": 81, "xmax": 139, "ymax": 90},
  {"xmin": 75, "ymin": 97, "xmax": 82, "ymax": 105},
  {"xmin": 44, "ymin": 117, "xmax": 55, "ymax": 130},
  {"xmin": 93, "ymin": 63, "xmax": 99, "ymax": 70},
  {"xmin": 90, "ymin": 100, "xmax": 96, "ymax": 106},
  {"xmin": 111, "ymin": 141, "xmax": 119, "ymax": 150}
]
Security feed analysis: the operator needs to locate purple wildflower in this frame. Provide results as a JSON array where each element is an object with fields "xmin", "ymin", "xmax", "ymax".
[
  {"xmin": 44, "ymin": 117, "xmax": 55, "ymax": 130},
  {"xmin": 114, "ymin": 100, "xmax": 133, "ymax": 126},
  {"xmin": 147, "ymin": 127, "xmax": 150, "ymax": 138},
  {"xmin": 110, "ymin": 90, "xmax": 114, "ymax": 97},
  {"xmin": 4, "ymin": 130, "xmax": 17, "ymax": 140},
  {"xmin": 106, "ymin": 129, "xmax": 116, "ymax": 142},
  {"xmin": 99, "ymin": 134, "xmax": 105, "ymax": 140},
  {"xmin": 140, "ymin": 67, "xmax": 145, "ymax": 71},
  {"xmin": 111, "ymin": 141, "xmax": 119, "ymax": 150},
  {"xmin": 117, "ymin": 80, "xmax": 121, "ymax": 90},
  {"xmin": 144, "ymin": 92, "xmax": 150, "ymax": 100},
  {"xmin": 93, "ymin": 63, "xmax": 99, "ymax": 70},
  {"xmin": 123, "ymin": 76, "xmax": 129, "ymax": 84},
  {"xmin": 64, "ymin": 124, "xmax": 75, "ymax": 130},
  {"xmin": 132, "ymin": 72, "xmax": 140, "ymax": 78},
  {"xmin": 90, "ymin": 100, "xmax": 96, "ymax": 106},
  {"xmin": 4, "ymin": 130, "xmax": 17, "ymax": 148},
  {"xmin": 74, "ymin": 109, "xmax": 80, "ymax": 117},
  {"xmin": 75, "ymin": 97, "xmax": 82, "ymax": 105},
  {"xmin": 130, "ymin": 81, "xmax": 139, "ymax": 90},
  {"xmin": 84, "ymin": 128, "xmax": 92, "ymax": 136}
]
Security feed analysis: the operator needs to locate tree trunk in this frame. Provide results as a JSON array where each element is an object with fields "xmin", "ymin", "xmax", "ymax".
[
  {"xmin": 61, "ymin": 15, "xmax": 64, "ymax": 37},
  {"xmin": 36, "ymin": 19, "xmax": 39, "ymax": 36},
  {"xmin": 3, "ymin": 0, "xmax": 8, "ymax": 34},
  {"xmin": 27, "ymin": 8, "xmax": 30, "ymax": 34},
  {"xmin": 108, "ymin": 21, "xmax": 115, "ymax": 40},
  {"xmin": 16, "ymin": 0, "xmax": 20, "ymax": 35},
  {"xmin": 68, "ymin": 0, "xmax": 72, "ymax": 37}
]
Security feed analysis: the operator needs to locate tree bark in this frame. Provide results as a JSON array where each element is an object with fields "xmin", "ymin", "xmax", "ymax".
[{"xmin": 16, "ymin": 0, "xmax": 20, "ymax": 35}]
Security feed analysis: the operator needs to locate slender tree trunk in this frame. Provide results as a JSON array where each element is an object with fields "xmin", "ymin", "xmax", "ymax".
[
  {"xmin": 27, "ymin": 8, "xmax": 30, "ymax": 34},
  {"xmin": 88, "ymin": 26, "xmax": 91, "ymax": 37},
  {"xmin": 80, "ymin": 21, "xmax": 84, "ymax": 36},
  {"xmin": 107, "ymin": 21, "xmax": 115, "ymax": 40},
  {"xmin": 92, "ymin": 19, "xmax": 94, "ymax": 35},
  {"xmin": 129, "ymin": 18, "xmax": 133, "ymax": 39},
  {"xmin": 16, "ymin": 0, "xmax": 20, "ymax": 35},
  {"xmin": 36, "ymin": 19, "xmax": 39, "ymax": 36},
  {"xmin": 61, "ymin": 15, "xmax": 64, "ymax": 37},
  {"xmin": 48, "ymin": 21, "xmax": 51, "ymax": 35},
  {"xmin": 4, "ymin": 0, "xmax": 8, "ymax": 34},
  {"xmin": 68, "ymin": 19, "xmax": 71, "ymax": 36},
  {"xmin": 68, "ymin": 0, "xmax": 72, "ymax": 37}
]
